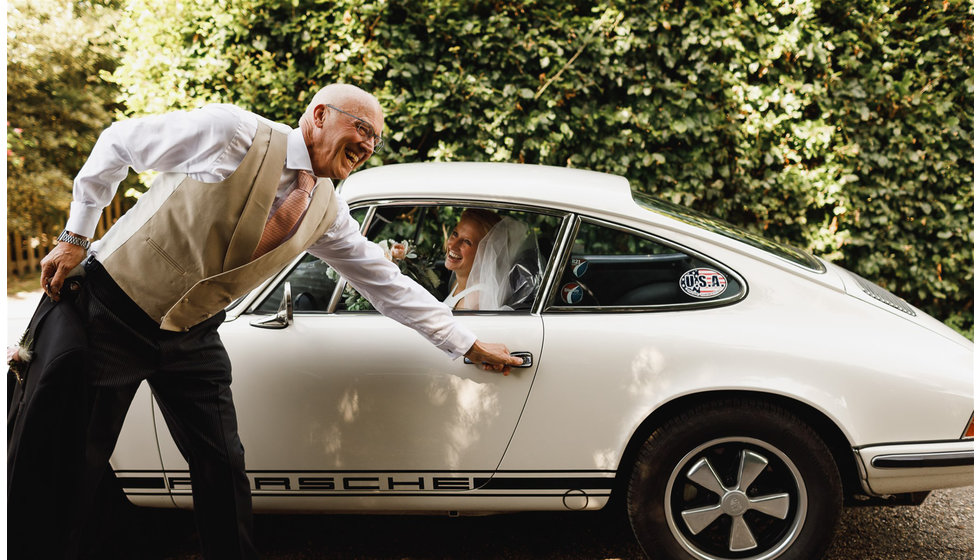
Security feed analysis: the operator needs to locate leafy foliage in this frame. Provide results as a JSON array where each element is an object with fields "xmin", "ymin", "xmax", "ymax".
[
  {"xmin": 6, "ymin": 0, "xmax": 126, "ymax": 236},
  {"xmin": 23, "ymin": 0, "xmax": 977, "ymax": 336}
]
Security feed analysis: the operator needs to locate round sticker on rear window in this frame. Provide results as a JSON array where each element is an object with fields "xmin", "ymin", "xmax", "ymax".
[
  {"xmin": 679, "ymin": 268, "xmax": 728, "ymax": 299},
  {"xmin": 561, "ymin": 282, "xmax": 585, "ymax": 305}
]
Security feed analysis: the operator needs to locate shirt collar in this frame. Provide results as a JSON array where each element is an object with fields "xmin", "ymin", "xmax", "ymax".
[{"xmin": 286, "ymin": 128, "xmax": 313, "ymax": 173}]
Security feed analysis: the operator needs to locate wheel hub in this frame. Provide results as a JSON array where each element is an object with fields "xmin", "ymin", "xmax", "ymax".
[{"xmin": 720, "ymin": 491, "xmax": 750, "ymax": 517}]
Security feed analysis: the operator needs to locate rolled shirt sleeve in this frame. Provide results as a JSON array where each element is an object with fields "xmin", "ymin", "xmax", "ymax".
[
  {"xmin": 306, "ymin": 200, "xmax": 477, "ymax": 359},
  {"xmin": 66, "ymin": 105, "xmax": 253, "ymax": 238}
]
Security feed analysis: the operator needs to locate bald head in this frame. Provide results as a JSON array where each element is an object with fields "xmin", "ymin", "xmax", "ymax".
[
  {"xmin": 302, "ymin": 84, "xmax": 382, "ymax": 125},
  {"xmin": 301, "ymin": 83, "xmax": 385, "ymax": 180}
]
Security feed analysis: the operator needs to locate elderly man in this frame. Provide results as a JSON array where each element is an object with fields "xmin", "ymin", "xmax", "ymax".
[{"xmin": 31, "ymin": 83, "xmax": 521, "ymax": 559}]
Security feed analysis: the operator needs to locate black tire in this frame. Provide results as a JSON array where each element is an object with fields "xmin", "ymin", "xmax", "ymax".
[{"xmin": 627, "ymin": 399, "xmax": 842, "ymax": 560}]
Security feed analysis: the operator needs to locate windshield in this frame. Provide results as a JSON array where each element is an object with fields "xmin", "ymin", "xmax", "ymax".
[{"xmin": 633, "ymin": 192, "xmax": 826, "ymax": 273}]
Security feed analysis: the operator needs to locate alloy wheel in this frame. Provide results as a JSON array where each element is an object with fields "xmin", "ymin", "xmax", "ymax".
[{"xmin": 664, "ymin": 437, "xmax": 806, "ymax": 560}]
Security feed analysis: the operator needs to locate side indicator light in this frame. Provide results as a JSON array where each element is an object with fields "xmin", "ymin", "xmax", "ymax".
[{"xmin": 963, "ymin": 414, "xmax": 974, "ymax": 439}]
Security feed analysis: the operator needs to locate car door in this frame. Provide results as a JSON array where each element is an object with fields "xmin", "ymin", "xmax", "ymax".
[{"xmin": 152, "ymin": 203, "xmax": 564, "ymax": 509}]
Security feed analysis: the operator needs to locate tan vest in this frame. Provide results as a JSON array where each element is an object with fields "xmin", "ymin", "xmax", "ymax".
[{"xmin": 98, "ymin": 122, "xmax": 338, "ymax": 331}]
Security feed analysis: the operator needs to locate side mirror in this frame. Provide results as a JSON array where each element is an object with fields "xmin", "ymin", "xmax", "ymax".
[{"xmin": 250, "ymin": 282, "xmax": 293, "ymax": 329}]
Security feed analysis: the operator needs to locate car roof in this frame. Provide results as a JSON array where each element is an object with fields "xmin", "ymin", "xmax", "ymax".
[
  {"xmin": 338, "ymin": 162, "xmax": 837, "ymax": 280},
  {"xmin": 331, "ymin": 160, "xmax": 847, "ymax": 292},
  {"xmin": 339, "ymin": 162, "xmax": 640, "ymax": 216}
]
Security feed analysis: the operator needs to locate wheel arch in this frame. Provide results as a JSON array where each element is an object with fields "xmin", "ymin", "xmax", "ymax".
[{"xmin": 610, "ymin": 390, "xmax": 862, "ymax": 506}]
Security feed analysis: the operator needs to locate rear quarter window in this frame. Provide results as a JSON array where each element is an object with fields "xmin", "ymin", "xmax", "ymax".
[{"xmin": 549, "ymin": 219, "xmax": 744, "ymax": 310}]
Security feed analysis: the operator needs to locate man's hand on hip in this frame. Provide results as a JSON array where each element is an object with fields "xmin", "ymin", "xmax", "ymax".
[
  {"xmin": 464, "ymin": 340, "xmax": 524, "ymax": 376},
  {"xmin": 40, "ymin": 242, "xmax": 87, "ymax": 301}
]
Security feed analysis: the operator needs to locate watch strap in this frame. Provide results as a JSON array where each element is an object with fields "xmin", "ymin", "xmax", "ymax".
[{"xmin": 58, "ymin": 230, "xmax": 92, "ymax": 250}]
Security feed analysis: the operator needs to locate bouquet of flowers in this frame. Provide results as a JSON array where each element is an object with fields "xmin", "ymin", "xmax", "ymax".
[{"xmin": 342, "ymin": 239, "xmax": 444, "ymax": 311}]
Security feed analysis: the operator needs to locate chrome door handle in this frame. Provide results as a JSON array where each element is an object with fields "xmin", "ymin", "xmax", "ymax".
[
  {"xmin": 465, "ymin": 351, "xmax": 534, "ymax": 368},
  {"xmin": 510, "ymin": 352, "xmax": 533, "ymax": 367}
]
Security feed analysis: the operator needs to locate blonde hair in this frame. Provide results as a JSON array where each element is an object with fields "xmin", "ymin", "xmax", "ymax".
[{"xmin": 459, "ymin": 208, "xmax": 502, "ymax": 239}]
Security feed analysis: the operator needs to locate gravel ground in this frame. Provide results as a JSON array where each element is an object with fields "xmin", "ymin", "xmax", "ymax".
[
  {"xmin": 824, "ymin": 486, "xmax": 974, "ymax": 560},
  {"xmin": 84, "ymin": 486, "xmax": 972, "ymax": 559}
]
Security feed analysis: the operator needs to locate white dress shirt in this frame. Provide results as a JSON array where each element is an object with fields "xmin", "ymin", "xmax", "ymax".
[{"xmin": 69, "ymin": 104, "xmax": 477, "ymax": 358}]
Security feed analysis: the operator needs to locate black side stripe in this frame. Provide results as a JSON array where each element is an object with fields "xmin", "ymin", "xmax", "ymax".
[
  {"xmin": 118, "ymin": 476, "xmax": 615, "ymax": 491},
  {"xmin": 117, "ymin": 476, "xmax": 167, "ymax": 489},
  {"xmin": 474, "ymin": 477, "xmax": 614, "ymax": 490}
]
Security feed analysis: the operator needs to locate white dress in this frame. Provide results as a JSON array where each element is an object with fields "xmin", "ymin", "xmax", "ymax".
[{"xmin": 443, "ymin": 283, "xmax": 483, "ymax": 310}]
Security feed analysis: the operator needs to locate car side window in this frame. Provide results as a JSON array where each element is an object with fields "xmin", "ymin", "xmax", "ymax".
[
  {"xmin": 342, "ymin": 204, "xmax": 562, "ymax": 313},
  {"xmin": 251, "ymin": 207, "xmax": 368, "ymax": 315},
  {"xmin": 549, "ymin": 219, "xmax": 743, "ymax": 309}
]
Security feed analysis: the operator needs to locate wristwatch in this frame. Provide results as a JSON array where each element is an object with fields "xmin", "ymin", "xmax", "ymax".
[{"xmin": 57, "ymin": 230, "xmax": 92, "ymax": 250}]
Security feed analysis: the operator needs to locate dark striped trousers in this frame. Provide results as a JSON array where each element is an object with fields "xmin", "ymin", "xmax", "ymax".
[{"xmin": 71, "ymin": 258, "xmax": 258, "ymax": 560}]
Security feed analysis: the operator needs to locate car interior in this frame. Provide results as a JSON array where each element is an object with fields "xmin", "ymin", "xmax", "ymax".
[{"xmin": 251, "ymin": 206, "xmax": 742, "ymax": 316}]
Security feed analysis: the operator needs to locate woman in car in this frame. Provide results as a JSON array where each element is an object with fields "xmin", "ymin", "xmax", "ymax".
[
  {"xmin": 443, "ymin": 209, "xmax": 501, "ymax": 309},
  {"xmin": 444, "ymin": 209, "xmax": 541, "ymax": 311}
]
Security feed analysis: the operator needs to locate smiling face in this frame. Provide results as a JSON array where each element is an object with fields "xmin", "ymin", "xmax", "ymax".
[
  {"xmin": 444, "ymin": 216, "xmax": 488, "ymax": 278},
  {"xmin": 302, "ymin": 86, "xmax": 384, "ymax": 180}
]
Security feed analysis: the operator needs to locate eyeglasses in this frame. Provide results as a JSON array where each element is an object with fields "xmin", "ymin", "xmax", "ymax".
[{"xmin": 326, "ymin": 104, "xmax": 385, "ymax": 151}]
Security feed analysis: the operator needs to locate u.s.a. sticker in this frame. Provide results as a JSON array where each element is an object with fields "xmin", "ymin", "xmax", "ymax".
[{"xmin": 679, "ymin": 268, "xmax": 728, "ymax": 299}]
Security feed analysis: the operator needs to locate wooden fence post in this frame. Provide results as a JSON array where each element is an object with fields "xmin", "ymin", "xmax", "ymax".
[{"xmin": 6, "ymin": 193, "xmax": 130, "ymax": 280}]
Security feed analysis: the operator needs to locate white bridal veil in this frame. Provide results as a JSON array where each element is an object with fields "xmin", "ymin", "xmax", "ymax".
[{"xmin": 461, "ymin": 216, "xmax": 542, "ymax": 310}]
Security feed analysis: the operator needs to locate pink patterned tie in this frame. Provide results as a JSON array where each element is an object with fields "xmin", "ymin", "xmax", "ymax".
[{"xmin": 252, "ymin": 170, "xmax": 315, "ymax": 259}]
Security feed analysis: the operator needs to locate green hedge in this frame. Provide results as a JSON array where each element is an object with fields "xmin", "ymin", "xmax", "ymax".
[
  {"xmin": 106, "ymin": 0, "xmax": 973, "ymax": 337},
  {"xmin": 6, "ymin": 0, "xmax": 123, "ymax": 237}
]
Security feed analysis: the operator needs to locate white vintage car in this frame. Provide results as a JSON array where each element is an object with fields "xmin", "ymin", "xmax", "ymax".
[{"xmin": 111, "ymin": 162, "xmax": 973, "ymax": 560}]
